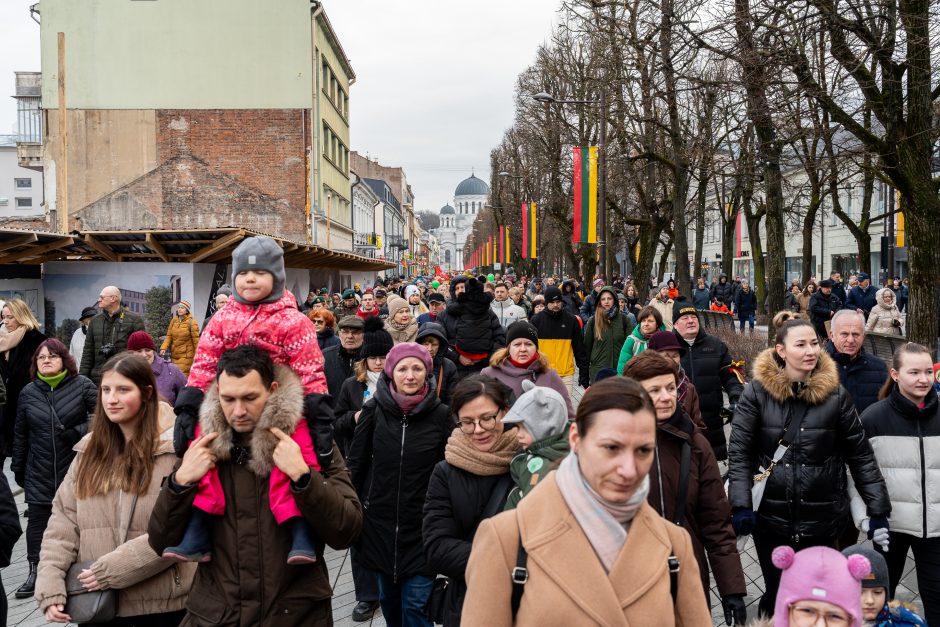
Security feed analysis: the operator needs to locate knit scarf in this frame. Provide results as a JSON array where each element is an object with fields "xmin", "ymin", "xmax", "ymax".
[
  {"xmin": 555, "ymin": 452, "xmax": 650, "ymax": 573},
  {"xmin": 0, "ymin": 326, "xmax": 26, "ymax": 354},
  {"xmin": 389, "ymin": 381, "xmax": 429, "ymax": 415},
  {"xmin": 508, "ymin": 353, "xmax": 539, "ymax": 369},
  {"xmin": 37, "ymin": 370, "xmax": 68, "ymax": 389},
  {"xmin": 445, "ymin": 427, "xmax": 519, "ymax": 476}
]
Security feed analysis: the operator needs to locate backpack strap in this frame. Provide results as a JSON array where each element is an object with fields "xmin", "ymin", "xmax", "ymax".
[
  {"xmin": 668, "ymin": 549, "xmax": 680, "ymax": 605},
  {"xmin": 510, "ymin": 531, "xmax": 528, "ymax": 619}
]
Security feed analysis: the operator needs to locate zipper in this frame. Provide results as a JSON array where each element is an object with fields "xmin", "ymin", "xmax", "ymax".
[
  {"xmin": 792, "ymin": 405, "xmax": 802, "ymax": 542},
  {"xmin": 50, "ymin": 389, "xmax": 59, "ymax": 488},
  {"xmin": 392, "ymin": 412, "xmax": 409, "ymax": 583},
  {"xmin": 918, "ymin": 419, "xmax": 928, "ymax": 538}
]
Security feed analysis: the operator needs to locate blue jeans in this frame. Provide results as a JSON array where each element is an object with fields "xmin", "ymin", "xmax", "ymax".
[{"xmin": 375, "ymin": 573, "xmax": 434, "ymax": 627}]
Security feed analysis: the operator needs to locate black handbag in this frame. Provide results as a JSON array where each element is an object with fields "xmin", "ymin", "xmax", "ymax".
[{"xmin": 64, "ymin": 494, "xmax": 138, "ymax": 624}]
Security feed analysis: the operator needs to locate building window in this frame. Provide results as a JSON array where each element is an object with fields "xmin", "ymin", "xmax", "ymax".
[
  {"xmin": 14, "ymin": 178, "xmax": 31, "ymax": 189},
  {"xmin": 15, "ymin": 197, "xmax": 32, "ymax": 208}
]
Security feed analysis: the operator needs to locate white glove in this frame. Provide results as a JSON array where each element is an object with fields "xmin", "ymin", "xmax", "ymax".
[{"xmin": 861, "ymin": 518, "xmax": 890, "ymax": 552}]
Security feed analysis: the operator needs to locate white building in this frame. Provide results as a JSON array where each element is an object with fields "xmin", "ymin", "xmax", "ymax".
[
  {"xmin": 0, "ymin": 136, "xmax": 43, "ymax": 219},
  {"xmin": 432, "ymin": 173, "xmax": 489, "ymax": 271},
  {"xmin": 351, "ymin": 171, "xmax": 380, "ymax": 258}
]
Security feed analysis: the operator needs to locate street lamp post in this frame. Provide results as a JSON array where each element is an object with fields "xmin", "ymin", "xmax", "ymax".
[{"xmin": 531, "ymin": 89, "xmax": 608, "ymax": 279}]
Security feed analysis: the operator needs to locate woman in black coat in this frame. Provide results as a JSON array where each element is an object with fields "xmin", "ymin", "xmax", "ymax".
[
  {"xmin": 10, "ymin": 337, "xmax": 97, "ymax": 598},
  {"xmin": 346, "ymin": 342, "xmax": 453, "ymax": 627},
  {"xmin": 0, "ymin": 299, "xmax": 46, "ymax": 459},
  {"xmin": 422, "ymin": 376, "xmax": 517, "ymax": 627},
  {"xmin": 727, "ymin": 318, "xmax": 890, "ymax": 618}
]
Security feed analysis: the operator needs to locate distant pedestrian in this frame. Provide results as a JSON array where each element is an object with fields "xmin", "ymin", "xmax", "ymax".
[
  {"xmin": 385, "ymin": 295, "xmax": 419, "ymax": 344},
  {"xmin": 867, "ymin": 288, "xmax": 903, "ymax": 336},
  {"xmin": 0, "ymin": 299, "xmax": 46, "ymax": 458},
  {"xmin": 846, "ymin": 272, "xmax": 878, "ymax": 319},
  {"xmin": 530, "ymin": 287, "xmax": 589, "ymax": 392},
  {"xmin": 734, "ymin": 280, "xmax": 757, "ymax": 332},
  {"xmin": 128, "ymin": 331, "xmax": 187, "ymax": 405},
  {"xmin": 79, "ymin": 285, "xmax": 145, "ymax": 385},
  {"xmin": 160, "ymin": 300, "xmax": 200, "ymax": 375},
  {"xmin": 309, "ymin": 308, "xmax": 340, "ymax": 352},
  {"xmin": 583, "ymin": 286, "xmax": 635, "ymax": 383},
  {"xmin": 616, "ymin": 306, "xmax": 665, "ymax": 375},
  {"xmin": 69, "ymin": 306, "xmax": 98, "ymax": 363}
]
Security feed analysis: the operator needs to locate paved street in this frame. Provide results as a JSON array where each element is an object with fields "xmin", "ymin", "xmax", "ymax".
[{"xmin": 2, "ymin": 384, "xmax": 925, "ymax": 625}]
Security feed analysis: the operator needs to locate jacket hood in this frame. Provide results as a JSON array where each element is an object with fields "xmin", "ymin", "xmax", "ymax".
[
  {"xmin": 875, "ymin": 287, "xmax": 897, "ymax": 309},
  {"xmin": 751, "ymin": 348, "xmax": 840, "ymax": 405},
  {"xmin": 198, "ymin": 365, "xmax": 305, "ymax": 477},
  {"xmin": 415, "ymin": 322, "xmax": 449, "ymax": 350},
  {"xmin": 562, "ymin": 280, "xmax": 577, "ymax": 293}
]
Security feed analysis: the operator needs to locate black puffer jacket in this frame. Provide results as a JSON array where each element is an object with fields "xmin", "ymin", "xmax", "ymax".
[
  {"xmin": 825, "ymin": 342, "xmax": 888, "ymax": 414},
  {"xmin": 0, "ymin": 328, "xmax": 45, "ymax": 457},
  {"xmin": 416, "ymin": 323, "xmax": 458, "ymax": 407},
  {"xmin": 11, "ymin": 374, "xmax": 97, "ymax": 505},
  {"xmin": 728, "ymin": 349, "xmax": 890, "ymax": 541},
  {"xmin": 346, "ymin": 373, "xmax": 453, "ymax": 579},
  {"xmin": 322, "ymin": 344, "xmax": 360, "ymax": 398},
  {"xmin": 710, "ymin": 275, "xmax": 733, "ymax": 305},
  {"xmin": 675, "ymin": 327, "xmax": 743, "ymax": 461},
  {"xmin": 436, "ymin": 279, "xmax": 505, "ymax": 373},
  {"xmin": 422, "ymin": 462, "xmax": 512, "ymax": 627},
  {"xmin": 333, "ymin": 375, "xmax": 368, "ymax": 457}
]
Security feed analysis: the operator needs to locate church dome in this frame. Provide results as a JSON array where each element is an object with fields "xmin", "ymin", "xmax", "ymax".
[
  {"xmin": 454, "ymin": 174, "xmax": 490, "ymax": 197},
  {"xmin": 440, "ymin": 204, "xmax": 455, "ymax": 215}
]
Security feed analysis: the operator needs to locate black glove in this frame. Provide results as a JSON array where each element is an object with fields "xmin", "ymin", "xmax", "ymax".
[
  {"xmin": 173, "ymin": 386, "xmax": 205, "ymax": 458},
  {"xmin": 731, "ymin": 508, "xmax": 756, "ymax": 536},
  {"xmin": 867, "ymin": 515, "xmax": 890, "ymax": 540},
  {"xmin": 578, "ymin": 373, "xmax": 590, "ymax": 389},
  {"xmin": 303, "ymin": 393, "xmax": 335, "ymax": 471},
  {"xmin": 722, "ymin": 594, "xmax": 747, "ymax": 626},
  {"xmin": 13, "ymin": 471, "xmax": 24, "ymax": 489}
]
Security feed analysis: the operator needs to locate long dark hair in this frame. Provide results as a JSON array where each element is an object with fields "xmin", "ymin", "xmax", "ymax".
[
  {"xmin": 449, "ymin": 374, "xmax": 512, "ymax": 418},
  {"xmin": 29, "ymin": 338, "xmax": 78, "ymax": 380},
  {"xmin": 879, "ymin": 342, "xmax": 933, "ymax": 400},
  {"xmin": 576, "ymin": 377, "xmax": 655, "ymax": 436},
  {"xmin": 74, "ymin": 352, "xmax": 160, "ymax": 499}
]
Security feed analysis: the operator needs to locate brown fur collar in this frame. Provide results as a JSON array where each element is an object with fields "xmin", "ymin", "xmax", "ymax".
[
  {"xmin": 752, "ymin": 347, "xmax": 840, "ymax": 405},
  {"xmin": 198, "ymin": 365, "xmax": 304, "ymax": 477}
]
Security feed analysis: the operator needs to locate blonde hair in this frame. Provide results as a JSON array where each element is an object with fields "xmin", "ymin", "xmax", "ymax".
[
  {"xmin": 2, "ymin": 299, "xmax": 41, "ymax": 331},
  {"xmin": 354, "ymin": 359, "xmax": 369, "ymax": 383}
]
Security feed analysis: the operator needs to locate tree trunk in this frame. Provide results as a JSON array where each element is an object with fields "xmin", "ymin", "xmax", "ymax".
[{"xmin": 801, "ymin": 191, "xmax": 821, "ymax": 283}]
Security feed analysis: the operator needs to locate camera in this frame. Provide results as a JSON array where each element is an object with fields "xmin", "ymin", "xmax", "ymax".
[{"xmin": 99, "ymin": 343, "xmax": 115, "ymax": 358}]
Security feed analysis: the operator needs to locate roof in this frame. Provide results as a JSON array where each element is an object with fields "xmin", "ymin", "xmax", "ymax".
[
  {"xmin": 439, "ymin": 204, "xmax": 455, "ymax": 215},
  {"xmin": 363, "ymin": 178, "xmax": 401, "ymax": 212},
  {"xmin": 0, "ymin": 227, "xmax": 393, "ymax": 271},
  {"xmin": 455, "ymin": 174, "xmax": 489, "ymax": 197}
]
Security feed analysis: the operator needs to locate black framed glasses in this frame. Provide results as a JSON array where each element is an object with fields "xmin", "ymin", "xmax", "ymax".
[{"xmin": 457, "ymin": 414, "xmax": 499, "ymax": 434}]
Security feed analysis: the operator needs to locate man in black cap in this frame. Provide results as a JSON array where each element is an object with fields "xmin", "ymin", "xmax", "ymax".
[
  {"xmin": 846, "ymin": 271, "xmax": 877, "ymax": 319},
  {"xmin": 69, "ymin": 306, "xmax": 98, "ymax": 362},
  {"xmin": 672, "ymin": 300, "xmax": 742, "ymax": 461},
  {"xmin": 810, "ymin": 279, "xmax": 842, "ymax": 339},
  {"xmin": 530, "ymin": 286, "xmax": 590, "ymax": 393},
  {"xmin": 323, "ymin": 315, "xmax": 364, "ymax": 398},
  {"xmin": 374, "ymin": 289, "xmax": 390, "ymax": 321},
  {"xmin": 417, "ymin": 292, "xmax": 446, "ymax": 325},
  {"xmin": 333, "ymin": 289, "xmax": 359, "ymax": 320}
]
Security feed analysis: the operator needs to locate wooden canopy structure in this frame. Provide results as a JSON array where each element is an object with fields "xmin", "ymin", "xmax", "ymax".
[{"xmin": 0, "ymin": 228, "xmax": 394, "ymax": 271}]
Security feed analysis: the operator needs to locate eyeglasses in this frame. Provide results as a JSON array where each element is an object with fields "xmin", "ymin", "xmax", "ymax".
[
  {"xmin": 789, "ymin": 604, "xmax": 850, "ymax": 626},
  {"xmin": 457, "ymin": 414, "xmax": 499, "ymax": 434},
  {"xmin": 37, "ymin": 353, "xmax": 62, "ymax": 362}
]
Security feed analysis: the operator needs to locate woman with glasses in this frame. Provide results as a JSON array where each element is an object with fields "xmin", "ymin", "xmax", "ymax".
[
  {"xmin": 10, "ymin": 338, "xmax": 96, "ymax": 599},
  {"xmin": 422, "ymin": 375, "xmax": 518, "ymax": 627},
  {"xmin": 0, "ymin": 299, "xmax": 47, "ymax": 461},
  {"xmin": 346, "ymin": 343, "xmax": 453, "ymax": 627},
  {"xmin": 308, "ymin": 309, "xmax": 340, "ymax": 351}
]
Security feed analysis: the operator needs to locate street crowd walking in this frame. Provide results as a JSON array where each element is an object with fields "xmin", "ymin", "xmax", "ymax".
[{"xmin": 0, "ymin": 249, "xmax": 936, "ymax": 626}]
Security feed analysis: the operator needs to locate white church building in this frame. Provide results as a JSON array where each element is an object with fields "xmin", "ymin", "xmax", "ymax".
[{"xmin": 432, "ymin": 173, "xmax": 489, "ymax": 271}]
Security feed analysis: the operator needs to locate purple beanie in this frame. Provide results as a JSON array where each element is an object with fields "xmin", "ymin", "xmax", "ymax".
[
  {"xmin": 773, "ymin": 545, "xmax": 870, "ymax": 627},
  {"xmin": 384, "ymin": 342, "xmax": 433, "ymax": 378}
]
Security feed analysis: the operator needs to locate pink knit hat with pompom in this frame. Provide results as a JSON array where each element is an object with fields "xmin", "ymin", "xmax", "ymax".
[{"xmin": 773, "ymin": 545, "xmax": 870, "ymax": 627}]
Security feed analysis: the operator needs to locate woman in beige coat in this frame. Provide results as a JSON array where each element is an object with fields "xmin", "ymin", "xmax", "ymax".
[
  {"xmin": 36, "ymin": 352, "xmax": 195, "ymax": 626},
  {"xmin": 462, "ymin": 376, "xmax": 711, "ymax": 627},
  {"xmin": 866, "ymin": 288, "xmax": 903, "ymax": 335}
]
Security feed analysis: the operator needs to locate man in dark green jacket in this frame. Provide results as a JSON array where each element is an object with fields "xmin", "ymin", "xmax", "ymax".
[{"xmin": 79, "ymin": 285, "xmax": 146, "ymax": 385}]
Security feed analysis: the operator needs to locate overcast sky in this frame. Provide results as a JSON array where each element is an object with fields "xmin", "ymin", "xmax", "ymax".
[{"xmin": 0, "ymin": 1, "xmax": 558, "ymax": 214}]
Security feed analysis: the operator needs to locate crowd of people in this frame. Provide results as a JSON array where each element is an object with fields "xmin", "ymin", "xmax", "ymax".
[{"xmin": 0, "ymin": 249, "xmax": 934, "ymax": 626}]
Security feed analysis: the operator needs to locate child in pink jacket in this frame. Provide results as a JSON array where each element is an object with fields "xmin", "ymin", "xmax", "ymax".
[{"xmin": 163, "ymin": 235, "xmax": 331, "ymax": 565}]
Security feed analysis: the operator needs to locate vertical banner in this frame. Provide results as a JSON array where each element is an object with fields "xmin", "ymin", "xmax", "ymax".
[
  {"xmin": 896, "ymin": 190, "xmax": 904, "ymax": 247},
  {"xmin": 499, "ymin": 226, "xmax": 505, "ymax": 264},
  {"xmin": 529, "ymin": 202, "xmax": 538, "ymax": 259},
  {"xmin": 572, "ymin": 146, "xmax": 598, "ymax": 243},
  {"xmin": 521, "ymin": 202, "xmax": 530, "ymax": 259},
  {"xmin": 504, "ymin": 224, "xmax": 510, "ymax": 264}
]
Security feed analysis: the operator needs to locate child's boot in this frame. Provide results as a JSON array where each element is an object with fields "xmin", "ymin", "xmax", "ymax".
[
  {"xmin": 162, "ymin": 508, "xmax": 213, "ymax": 562},
  {"xmin": 287, "ymin": 518, "xmax": 318, "ymax": 565}
]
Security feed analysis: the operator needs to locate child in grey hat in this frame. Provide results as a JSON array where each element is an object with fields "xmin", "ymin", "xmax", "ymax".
[
  {"xmin": 842, "ymin": 544, "xmax": 926, "ymax": 626},
  {"xmin": 501, "ymin": 380, "xmax": 570, "ymax": 510}
]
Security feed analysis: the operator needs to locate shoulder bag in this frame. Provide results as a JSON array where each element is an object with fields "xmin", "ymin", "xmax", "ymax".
[
  {"xmin": 64, "ymin": 493, "xmax": 138, "ymax": 624},
  {"xmin": 750, "ymin": 403, "xmax": 808, "ymax": 511}
]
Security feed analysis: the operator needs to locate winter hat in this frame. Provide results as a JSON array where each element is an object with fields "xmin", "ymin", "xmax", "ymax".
[
  {"xmin": 819, "ymin": 279, "xmax": 835, "ymax": 288},
  {"xmin": 231, "ymin": 236, "xmax": 285, "ymax": 305},
  {"xmin": 506, "ymin": 320, "xmax": 539, "ymax": 346},
  {"xmin": 386, "ymin": 295, "xmax": 409, "ymax": 319},
  {"xmin": 502, "ymin": 380, "xmax": 568, "ymax": 442},
  {"xmin": 841, "ymin": 545, "xmax": 889, "ymax": 590},
  {"xmin": 384, "ymin": 342, "xmax": 433, "ymax": 378},
  {"xmin": 427, "ymin": 292, "xmax": 445, "ymax": 304},
  {"xmin": 544, "ymin": 286, "xmax": 563, "ymax": 303},
  {"xmin": 217, "ymin": 284, "xmax": 233, "ymax": 297},
  {"xmin": 593, "ymin": 278, "xmax": 604, "ymax": 288},
  {"xmin": 341, "ymin": 288, "xmax": 356, "ymax": 300},
  {"xmin": 79, "ymin": 306, "xmax": 98, "ymax": 321},
  {"xmin": 337, "ymin": 315, "xmax": 364, "ymax": 330},
  {"xmin": 126, "ymin": 331, "xmax": 155, "ymax": 352},
  {"xmin": 405, "ymin": 285, "xmax": 420, "ymax": 299},
  {"xmin": 647, "ymin": 330, "xmax": 687, "ymax": 355},
  {"xmin": 672, "ymin": 297, "xmax": 698, "ymax": 324},
  {"xmin": 361, "ymin": 316, "xmax": 394, "ymax": 359},
  {"xmin": 176, "ymin": 300, "xmax": 192, "ymax": 314},
  {"xmin": 773, "ymin": 545, "xmax": 870, "ymax": 627}
]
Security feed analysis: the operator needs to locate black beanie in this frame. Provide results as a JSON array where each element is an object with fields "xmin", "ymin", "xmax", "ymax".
[
  {"xmin": 506, "ymin": 320, "xmax": 539, "ymax": 346},
  {"xmin": 360, "ymin": 316, "xmax": 394, "ymax": 359},
  {"xmin": 544, "ymin": 286, "xmax": 563, "ymax": 303},
  {"xmin": 672, "ymin": 297, "xmax": 698, "ymax": 324}
]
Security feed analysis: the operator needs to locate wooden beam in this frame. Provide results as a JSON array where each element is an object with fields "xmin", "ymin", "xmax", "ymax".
[
  {"xmin": 0, "ymin": 233, "xmax": 39, "ymax": 254},
  {"xmin": 186, "ymin": 230, "xmax": 245, "ymax": 263},
  {"xmin": 146, "ymin": 233, "xmax": 170, "ymax": 262},
  {"xmin": 82, "ymin": 234, "xmax": 119, "ymax": 262},
  {"xmin": 2, "ymin": 237, "xmax": 74, "ymax": 264}
]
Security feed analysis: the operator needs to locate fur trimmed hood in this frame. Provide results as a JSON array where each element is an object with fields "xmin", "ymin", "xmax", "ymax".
[
  {"xmin": 198, "ymin": 365, "xmax": 304, "ymax": 477},
  {"xmin": 752, "ymin": 347, "xmax": 840, "ymax": 405}
]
